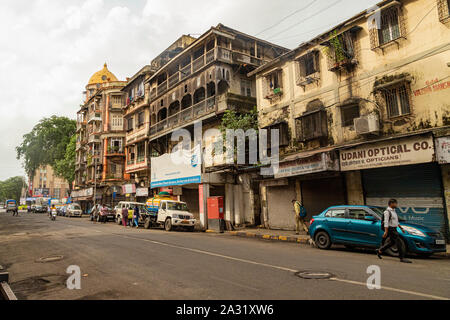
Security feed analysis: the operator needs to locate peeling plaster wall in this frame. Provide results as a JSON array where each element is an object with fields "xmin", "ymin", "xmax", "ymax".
[{"xmin": 256, "ymin": 0, "xmax": 450, "ymax": 157}]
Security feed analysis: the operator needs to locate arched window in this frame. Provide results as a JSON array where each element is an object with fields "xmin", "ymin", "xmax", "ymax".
[
  {"xmin": 193, "ymin": 87, "xmax": 206, "ymax": 104},
  {"xmin": 168, "ymin": 101, "xmax": 180, "ymax": 116},
  {"xmin": 181, "ymin": 94, "xmax": 192, "ymax": 110}
]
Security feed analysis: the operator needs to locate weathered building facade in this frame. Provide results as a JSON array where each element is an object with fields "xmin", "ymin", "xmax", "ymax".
[
  {"xmin": 250, "ymin": 0, "xmax": 450, "ymax": 238},
  {"xmin": 121, "ymin": 35, "xmax": 196, "ymax": 202},
  {"xmin": 146, "ymin": 24, "xmax": 289, "ymax": 229},
  {"xmin": 74, "ymin": 63, "xmax": 127, "ymax": 210}
]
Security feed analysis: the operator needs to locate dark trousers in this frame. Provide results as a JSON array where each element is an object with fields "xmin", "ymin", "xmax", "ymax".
[{"xmin": 379, "ymin": 227, "xmax": 405, "ymax": 259}]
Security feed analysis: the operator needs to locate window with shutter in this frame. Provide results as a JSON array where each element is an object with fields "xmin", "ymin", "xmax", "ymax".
[
  {"xmin": 296, "ymin": 51, "xmax": 320, "ymax": 86},
  {"xmin": 264, "ymin": 71, "xmax": 283, "ymax": 99},
  {"xmin": 297, "ymin": 110, "xmax": 328, "ymax": 141},
  {"xmin": 340, "ymin": 103, "xmax": 360, "ymax": 127},
  {"xmin": 265, "ymin": 122, "xmax": 289, "ymax": 148}
]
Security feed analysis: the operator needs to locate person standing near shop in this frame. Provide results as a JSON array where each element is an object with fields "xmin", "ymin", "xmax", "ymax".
[
  {"xmin": 121, "ymin": 205, "xmax": 128, "ymax": 227},
  {"xmin": 292, "ymin": 199, "xmax": 308, "ymax": 235},
  {"xmin": 133, "ymin": 205, "xmax": 140, "ymax": 229},
  {"xmin": 376, "ymin": 199, "xmax": 412, "ymax": 263}
]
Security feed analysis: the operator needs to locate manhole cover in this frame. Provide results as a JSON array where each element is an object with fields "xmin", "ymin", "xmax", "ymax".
[
  {"xmin": 295, "ymin": 271, "xmax": 334, "ymax": 279},
  {"xmin": 36, "ymin": 255, "xmax": 64, "ymax": 263}
]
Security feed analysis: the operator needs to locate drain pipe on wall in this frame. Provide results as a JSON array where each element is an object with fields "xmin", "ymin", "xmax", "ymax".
[{"xmin": 0, "ymin": 272, "xmax": 17, "ymax": 300}]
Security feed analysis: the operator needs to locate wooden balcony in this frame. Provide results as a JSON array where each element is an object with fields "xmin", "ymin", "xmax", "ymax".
[
  {"xmin": 154, "ymin": 47, "xmax": 264, "ymax": 98},
  {"xmin": 149, "ymin": 96, "xmax": 216, "ymax": 137}
]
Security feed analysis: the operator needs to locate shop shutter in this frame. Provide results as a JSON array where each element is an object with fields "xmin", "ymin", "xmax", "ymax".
[
  {"xmin": 363, "ymin": 163, "xmax": 447, "ymax": 235},
  {"xmin": 301, "ymin": 176, "xmax": 346, "ymax": 219},
  {"xmin": 267, "ymin": 180, "xmax": 297, "ymax": 230}
]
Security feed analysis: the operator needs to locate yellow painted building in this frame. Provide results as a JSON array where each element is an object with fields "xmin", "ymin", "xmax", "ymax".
[
  {"xmin": 31, "ymin": 165, "xmax": 69, "ymax": 199},
  {"xmin": 251, "ymin": 0, "xmax": 450, "ymax": 237}
]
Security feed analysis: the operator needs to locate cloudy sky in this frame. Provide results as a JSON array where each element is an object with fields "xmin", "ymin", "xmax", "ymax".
[{"xmin": 0, "ymin": 0, "xmax": 380, "ymax": 180}]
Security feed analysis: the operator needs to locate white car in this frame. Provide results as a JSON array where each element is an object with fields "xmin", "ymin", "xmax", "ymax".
[
  {"xmin": 143, "ymin": 200, "xmax": 196, "ymax": 232},
  {"xmin": 66, "ymin": 203, "xmax": 83, "ymax": 217}
]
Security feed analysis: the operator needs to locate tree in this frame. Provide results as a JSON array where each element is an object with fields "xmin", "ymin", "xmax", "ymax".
[
  {"xmin": 219, "ymin": 106, "xmax": 259, "ymax": 134},
  {"xmin": 0, "ymin": 176, "xmax": 26, "ymax": 202},
  {"xmin": 16, "ymin": 116, "xmax": 76, "ymax": 178},
  {"xmin": 54, "ymin": 134, "xmax": 76, "ymax": 191}
]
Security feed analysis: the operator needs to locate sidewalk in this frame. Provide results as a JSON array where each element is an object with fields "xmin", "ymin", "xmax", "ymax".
[
  {"xmin": 212, "ymin": 227, "xmax": 450, "ymax": 257},
  {"xmin": 223, "ymin": 227, "xmax": 311, "ymax": 244}
]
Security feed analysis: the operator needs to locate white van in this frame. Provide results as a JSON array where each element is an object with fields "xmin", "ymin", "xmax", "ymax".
[{"xmin": 114, "ymin": 201, "xmax": 146, "ymax": 225}]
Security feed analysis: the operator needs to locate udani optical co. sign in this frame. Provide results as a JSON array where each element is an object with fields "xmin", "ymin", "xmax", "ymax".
[{"xmin": 340, "ymin": 135, "xmax": 435, "ymax": 171}]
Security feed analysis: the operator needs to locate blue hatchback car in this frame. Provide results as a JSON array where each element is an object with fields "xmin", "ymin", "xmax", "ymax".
[{"xmin": 309, "ymin": 205, "xmax": 447, "ymax": 257}]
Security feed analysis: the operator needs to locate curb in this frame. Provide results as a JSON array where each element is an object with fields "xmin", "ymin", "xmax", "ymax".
[{"xmin": 227, "ymin": 231, "xmax": 310, "ymax": 244}]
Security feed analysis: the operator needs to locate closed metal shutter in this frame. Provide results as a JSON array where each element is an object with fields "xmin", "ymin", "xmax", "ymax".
[
  {"xmin": 363, "ymin": 163, "xmax": 448, "ymax": 235},
  {"xmin": 267, "ymin": 180, "xmax": 297, "ymax": 230},
  {"xmin": 301, "ymin": 176, "xmax": 346, "ymax": 219}
]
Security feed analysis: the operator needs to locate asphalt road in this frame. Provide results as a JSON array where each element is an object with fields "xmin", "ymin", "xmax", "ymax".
[{"xmin": 0, "ymin": 210, "xmax": 449, "ymax": 300}]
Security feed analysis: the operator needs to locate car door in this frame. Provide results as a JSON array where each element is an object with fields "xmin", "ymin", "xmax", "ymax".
[
  {"xmin": 158, "ymin": 201, "xmax": 167, "ymax": 222},
  {"xmin": 323, "ymin": 208, "xmax": 348, "ymax": 242},
  {"xmin": 345, "ymin": 208, "xmax": 381, "ymax": 246}
]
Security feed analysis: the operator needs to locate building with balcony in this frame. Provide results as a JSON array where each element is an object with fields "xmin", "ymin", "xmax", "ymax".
[
  {"xmin": 146, "ymin": 24, "xmax": 289, "ymax": 228},
  {"xmin": 74, "ymin": 63, "xmax": 127, "ymax": 209},
  {"xmin": 30, "ymin": 165, "xmax": 70, "ymax": 199},
  {"xmin": 250, "ymin": 0, "xmax": 450, "ymax": 238}
]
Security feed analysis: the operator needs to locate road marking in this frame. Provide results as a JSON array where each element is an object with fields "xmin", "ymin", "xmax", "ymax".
[
  {"xmin": 115, "ymin": 234, "xmax": 298, "ymax": 273},
  {"xmin": 329, "ymin": 277, "xmax": 449, "ymax": 300},
  {"xmin": 25, "ymin": 216, "xmax": 450, "ymax": 300},
  {"xmin": 115, "ymin": 234, "xmax": 450, "ymax": 300}
]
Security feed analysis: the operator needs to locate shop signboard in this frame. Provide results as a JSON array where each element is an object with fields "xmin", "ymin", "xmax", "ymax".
[
  {"xmin": 435, "ymin": 136, "xmax": 450, "ymax": 164},
  {"xmin": 122, "ymin": 184, "xmax": 136, "ymax": 194},
  {"xmin": 340, "ymin": 135, "xmax": 435, "ymax": 171},
  {"xmin": 136, "ymin": 187, "xmax": 148, "ymax": 197},
  {"xmin": 151, "ymin": 150, "xmax": 201, "ymax": 188},
  {"xmin": 275, "ymin": 152, "xmax": 338, "ymax": 179}
]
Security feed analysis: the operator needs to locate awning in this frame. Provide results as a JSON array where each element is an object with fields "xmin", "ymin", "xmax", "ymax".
[{"xmin": 282, "ymin": 146, "xmax": 337, "ymax": 163}]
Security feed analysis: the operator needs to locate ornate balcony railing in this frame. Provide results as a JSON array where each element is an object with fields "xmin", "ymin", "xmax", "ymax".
[{"xmin": 149, "ymin": 96, "xmax": 216, "ymax": 137}]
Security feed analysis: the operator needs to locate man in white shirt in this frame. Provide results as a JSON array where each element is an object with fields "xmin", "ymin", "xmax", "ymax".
[{"xmin": 376, "ymin": 199, "xmax": 412, "ymax": 263}]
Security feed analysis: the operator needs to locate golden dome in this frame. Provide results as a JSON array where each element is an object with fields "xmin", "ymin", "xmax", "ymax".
[{"xmin": 88, "ymin": 63, "xmax": 118, "ymax": 85}]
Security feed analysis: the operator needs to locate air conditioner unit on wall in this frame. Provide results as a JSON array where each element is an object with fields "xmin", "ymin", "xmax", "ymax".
[{"xmin": 354, "ymin": 113, "xmax": 380, "ymax": 135}]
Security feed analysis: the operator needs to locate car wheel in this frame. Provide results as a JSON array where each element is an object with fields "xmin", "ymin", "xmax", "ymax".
[
  {"xmin": 144, "ymin": 218, "xmax": 152, "ymax": 229},
  {"xmin": 385, "ymin": 237, "xmax": 407, "ymax": 257},
  {"xmin": 116, "ymin": 216, "xmax": 122, "ymax": 225},
  {"xmin": 164, "ymin": 218, "xmax": 172, "ymax": 232},
  {"xmin": 315, "ymin": 231, "xmax": 332, "ymax": 250}
]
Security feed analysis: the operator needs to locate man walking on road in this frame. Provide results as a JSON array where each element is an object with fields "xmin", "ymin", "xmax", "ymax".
[
  {"xmin": 376, "ymin": 199, "xmax": 412, "ymax": 263},
  {"xmin": 292, "ymin": 199, "xmax": 308, "ymax": 235},
  {"xmin": 133, "ymin": 205, "xmax": 140, "ymax": 229}
]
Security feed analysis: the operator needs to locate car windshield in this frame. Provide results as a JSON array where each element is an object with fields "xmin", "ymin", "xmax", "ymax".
[
  {"xmin": 72, "ymin": 204, "xmax": 81, "ymax": 210},
  {"xmin": 7, "ymin": 203, "xmax": 15, "ymax": 207},
  {"xmin": 166, "ymin": 202, "xmax": 188, "ymax": 211}
]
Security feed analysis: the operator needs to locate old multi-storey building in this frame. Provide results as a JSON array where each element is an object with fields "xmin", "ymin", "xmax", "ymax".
[
  {"xmin": 30, "ymin": 165, "xmax": 69, "ymax": 199},
  {"xmin": 250, "ymin": 0, "xmax": 450, "ymax": 238},
  {"xmin": 122, "ymin": 35, "xmax": 196, "ymax": 202},
  {"xmin": 146, "ymin": 24, "xmax": 289, "ymax": 229},
  {"xmin": 74, "ymin": 63, "xmax": 127, "ymax": 210}
]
